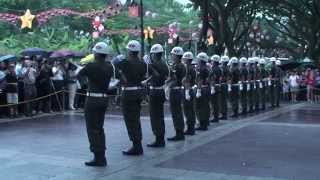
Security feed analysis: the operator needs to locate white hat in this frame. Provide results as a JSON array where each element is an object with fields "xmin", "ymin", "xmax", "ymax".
[
  {"xmin": 259, "ymin": 58, "xmax": 266, "ymax": 64},
  {"xmin": 197, "ymin": 52, "xmax": 209, "ymax": 62},
  {"xmin": 276, "ymin": 60, "xmax": 281, "ymax": 66},
  {"xmin": 127, "ymin": 40, "xmax": 141, "ymax": 52},
  {"xmin": 182, "ymin": 51, "xmax": 194, "ymax": 60},
  {"xmin": 270, "ymin": 57, "xmax": 276, "ymax": 62},
  {"xmin": 211, "ymin": 55, "xmax": 220, "ymax": 62},
  {"xmin": 92, "ymin": 42, "xmax": 112, "ymax": 55},
  {"xmin": 171, "ymin": 47, "xmax": 184, "ymax": 56},
  {"xmin": 150, "ymin": 44, "xmax": 164, "ymax": 54},
  {"xmin": 221, "ymin": 55, "xmax": 229, "ymax": 63},
  {"xmin": 239, "ymin": 57, "xmax": 247, "ymax": 64},
  {"xmin": 248, "ymin": 57, "xmax": 255, "ymax": 64},
  {"xmin": 230, "ymin": 57, "xmax": 239, "ymax": 64}
]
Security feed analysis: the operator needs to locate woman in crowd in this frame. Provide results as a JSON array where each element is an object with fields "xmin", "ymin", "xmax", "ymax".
[
  {"xmin": 51, "ymin": 61, "xmax": 65, "ymax": 111},
  {"xmin": 306, "ymin": 68, "xmax": 315, "ymax": 102},
  {"xmin": 5, "ymin": 64, "xmax": 18, "ymax": 118},
  {"xmin": 289, "ymin": 71, "xmax": 300, "ymax": 102}
]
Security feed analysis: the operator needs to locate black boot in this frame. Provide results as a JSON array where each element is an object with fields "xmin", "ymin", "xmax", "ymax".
[
  {"xmin": 147, "ymin": 136, "xmax": 165, "ymax": 148},
  {"xmin": 195, "ymin": 125, "xmax": 208, "ymax": 131},
  {"xmin": 167, "ymin": 131, "xmax": 185, "ymax": 141},
  {"xmin": 184, "ymin": 128, "xmax": 195, "ymax": 136},
  {"xmin": 220, "ymin": 115, "xmax": 228, "ymax": 120},
  {"xmin": 122, "ymin": 141, "xmax": 143, "ymax": 156},
  {"xmin": 85, "ymin": 152, "xmax": 107, "ymax": 167},
  {"xmin": 210, "ymin": 118, "xmax": 219, "ymax": 123}
]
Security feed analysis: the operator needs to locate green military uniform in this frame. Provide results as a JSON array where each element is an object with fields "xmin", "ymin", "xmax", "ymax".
[
  {"xmin": 168, "ymin": 61, "xmax": 186, "ymax": 140},
  {"xmin": 275, "ymin": 67, "xmax": 283, "ymax": 107},
  {"xmin": 230, "ymin": 63, "xmax": 240, "ymax": 117},
  {"xmin": 183, "ymin": 62, "xmax": 196, "ymax": 134},
  {"xmin": 248, "ymin": 64, "xmax": 255, "ymax": 113},
  {"xmin": 210, "ymin": 63, "xmax": 222, "ymax": 122},
  {"xmin": 269, "ymin": 64, "xmax": 277, "ymax": 108},
  {"xmin": 78, "ymin": 60, "xmax": 113, "ymax": 164},
  {"xmin": 260, "ymin": 65, "xmax": 268, "ymax": 110},
  {"xmin": 220, "ymin": 64, "xmax": 230, "ymax": 119},
  {"xmin": 254, "ymin": 64, "xmax": 261, "ymax": 111},
  {"xmin": 195, "ymin": 65, "xmax": 210, "ymax": 130},
  {"xmin": 240, "ymin": 64, "xmax": 249, "ymax": 114},
  {"xmin": 148, "ymin": 60, "xmax": 169, "ymax": 146},
  {"xmin": 118, "ymin": 57, "xmax": 147, "ymax": 154}
]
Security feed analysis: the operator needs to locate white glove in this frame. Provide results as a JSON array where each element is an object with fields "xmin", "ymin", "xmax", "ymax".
[
  {"xmin": 185, "ymin": 89, "xmax": 191, "ymax": 101},
  {"xmin": 164, "ymin": 86, "xmax": 170, "ymax": 100},
  {"xmin": 268, "ymin": 79, "xmax": 272, "ymax": 86},
  {"xmin": 196, "ymin": 89, "xmax": 202, "ymax": 98},
  {"xmin": 141, "ymin": 80, "xmax": 148, "ymax": 86},
  {"xmin": 239, "ymin": 83, "xmax": 243, "ymax": 91},
  {"xmin": 247, "ymin": 85, "xmax": 251, "ymax": 91},
  {"xmin": 210, "ymin": 86, "xmax": 215, "ymax": 94},
  {"xmin": 228, "ymin": 84, "xmax": 232, "ymax": 92},
  {"xmin": 259, "ymin": 82, "xmax": 263, "ymax": 88}
]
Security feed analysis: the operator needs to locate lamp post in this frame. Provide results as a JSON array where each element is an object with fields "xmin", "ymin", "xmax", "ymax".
[{"xmin": 140, "ymin": 0, "xmax": 145, "ymax": 57}]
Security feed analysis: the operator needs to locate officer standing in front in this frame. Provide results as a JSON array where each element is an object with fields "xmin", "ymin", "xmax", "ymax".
[
  {"xmin": 146, "ymin": 44, "xmax": 169, "ymax": 148},
  {"xmin": 275, "ymin": 60, "xmax": 282, "ymax": 107},
  {"xmin": 220, "ymin": 56, "xmax": 230, "ymax": 120},
  {"xmin": 229, "ymin": 57, "xmax": 240, "ymax": 118},
  {"xmin": 239, "ymin": 57, "xmax": 248, "ymax": 115},
  {"xmin": 254, "ymin": 57, "xmax": 261, "ymax": 112},
  {"xmin": 118, "ymin": 40, "xmax": 147, "ymax": 155},
  {"xmin": 195, "ymin": 52, "xmax": 211, "ymax": 131},
  {"xmin": 210, "ymin": 55, "xmax": 222, "ymax": 123},
  {"xmin": 259, "ymin": 58, "xmax": 268, "ymax": 110},
  {"xmin": 78, "ymin": 42, "xmax": 114, "ymax": 167},
  {"xmin": 248, "ymin": 58, "xmax": 256, "ymax": 113},
  {"xmin": 182, "ymin": 52, "xmax": 197, "ymax": 135},
  {"xmin": 167, "ymin": 47, "xmax": 186, "ymax": 141}
]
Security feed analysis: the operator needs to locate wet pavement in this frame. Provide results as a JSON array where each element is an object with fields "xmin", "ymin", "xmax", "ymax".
[{"xmin": 0, "ymin": 103, "xmax": 319, "ymax": 180}]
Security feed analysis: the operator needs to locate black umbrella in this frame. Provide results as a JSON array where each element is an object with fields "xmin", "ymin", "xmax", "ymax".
[
  {"xmin": 21, "ymin": 48, "xmax": 49, "ymax": 57},
  {"xmin": 0, "ymin": 55, "xmax": 18, "ymax": 62},
  {"xmin": 279, "ymin": 61, "xmax": 301, "ymax": 71}
]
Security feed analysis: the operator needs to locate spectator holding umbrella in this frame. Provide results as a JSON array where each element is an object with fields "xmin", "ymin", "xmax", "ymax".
[
  {"xmin": 5, "ymin": 64, "xmax": 18, "ymax": 118},
  {"xmin": 21, "ymin": 59, "xmax": 38, "ymax": 116},
  {"xmin": 37, "ymin": 59, "xmax": 53, "ymax": 113}
]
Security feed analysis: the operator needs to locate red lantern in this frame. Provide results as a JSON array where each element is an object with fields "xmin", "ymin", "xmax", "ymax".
[{"xmin": 128, "ymin": 2, "xmax": 139, "ymax": 17}]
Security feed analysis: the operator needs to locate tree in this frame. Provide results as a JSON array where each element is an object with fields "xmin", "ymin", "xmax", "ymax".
[{"xmin": 191, "ymin": 0, "xmax": 262, "ymax": 56}]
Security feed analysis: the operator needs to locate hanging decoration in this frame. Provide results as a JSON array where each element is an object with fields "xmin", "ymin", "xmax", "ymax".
[
  {"xmin": 144, "ymin": 26, "xmax": 155, "ymax": 40},
  {"xmin": 0, "ymin": 2, "xmax": 122, "ymax": 28},
  {"xmin": 92, "ymin": 16, "xmax": 105, "ymax": 38},
  {"xmin": 167, "ymin": 22, "xmax": 180, "ymax": 44},
  {"xmin": 20, "ymin": 9, "xmax": 35, "ymax": 29},
  {"xmin": 128, "ymin": 1, "xmax": 139, "ymax": 17}
]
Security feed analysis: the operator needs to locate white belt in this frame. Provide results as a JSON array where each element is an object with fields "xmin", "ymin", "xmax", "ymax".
[
  {"xmin": 122, "ymin": 87, "xmax": 142, "ymax": 91},
  {"xmin": 150, "ymin": 86, "xmax": 164, "ymax": 90},
  {"xmin": 86, "ymin": 92, "xmax": 108, "ymax": 98},
  {"xmin": 171, "ymin": 86, "xmax": 183, "ymax": 90}
]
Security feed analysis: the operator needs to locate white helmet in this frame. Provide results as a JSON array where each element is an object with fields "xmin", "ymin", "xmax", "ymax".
[
  {"xmin": 182, "ymin": 51, "xmax": 194, "ymax": 60},
  {"xmin": 150, "ymin": 44, "xmax": 164, "ymax": 54},
  {"xmin": 270, "ymin": 57, "xmax": 276, "ymax": 62},
  {"xmin": 230, "ymin": 57, "xmax": 239, "ymax": 64},
  {"xmin": 92, "ymin": 42, "xmax": 112, "ymax": 55},
  {"xmin": 276, "ymin": 60, "xmax": 281, "ymax": 66},
  {"xmin": 127, "ymin": 40, "xmax": 141, "ymax": 52},
  {"xmin": 259, "ymin": 58, "xmax": 266, "ymax": 65},
  {"xmin": 197, "ymin": 52, "xmax": 209, "ymax": 62},
  {"xmin": 239, "ymin": 57, "xmax": 247, "ymax": 64},
  {"xmin": 248, "ymin": 57, "xmax": 255, "ymax": 64},
  {"xmin": 211, "ymin": 54, "xmax": 220, "ymax": 62},
  {"xmin": 171, "ymin": 47, "xmax": 184, "ymax": 56},
  {"xmin": 221, "ymin": 55, "xmax": 229, "ymax": 63}
]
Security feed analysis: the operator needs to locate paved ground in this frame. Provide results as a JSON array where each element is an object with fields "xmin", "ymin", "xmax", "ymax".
[{"xmin": 0, "ymin": 103, "xmax": 319, "ymax": 180}]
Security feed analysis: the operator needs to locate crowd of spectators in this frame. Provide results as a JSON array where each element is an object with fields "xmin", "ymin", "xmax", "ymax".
[{"xmin": 0, "ymin": 56, "xmax": 88, "ymax": 118}]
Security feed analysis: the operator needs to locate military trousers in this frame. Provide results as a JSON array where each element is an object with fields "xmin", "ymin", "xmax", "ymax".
[
  {"xmin": 260, "ymin": 81, "xmax": 267, "ymax": 110},
  {"xmin": 211, "ymin": 85, "xmax": 220, "ymax": 122},
  {"xmin": 270, "ymin": 80, "xmax": 276, "ymax": 107},
  {"xmin": 183, "ymin": 89, "xmax": 196, "ymax": 130},
  {"xmin": 276, "ymin": 81, "xmax": 281, "ymax": 107},
  {"xmin": 220, "ymin": 83, "xmax": 228, "ymax": 117},
  {"xmin": 248, "ymin": 82, "xmax": 255, "ymax": 112},
  {"xmin": 195, "ymin": 87, "xmax": 210, "ymax": 127},
  {"xmin": 240, "ymin": 83, "xmax": 248, "ymax": 113},
  {"xmin": 230, "ymin": 84, "xmax": 240, "ymax": 115},
  {"xmin": 255, "ymin": 81, "xmax": 260, "ymax": 110},
  {"xmin": 149, "ymin": 89, "xmax": 166, "ymax": 138},
  {"xmin": 121, "ymin": 90, "xmax": 144, "ymax": 142},
  {"xmin": 85, "ymin": 96, "xmax": 108, "ymax": 153},
  {"xmin": 169, "ymin": 89, "xmax": 185, "ymax": 134}
]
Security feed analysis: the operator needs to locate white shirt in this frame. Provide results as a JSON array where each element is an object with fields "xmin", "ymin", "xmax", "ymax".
[
  {"xmin": 52, "ymin": 67, "xmax": 64, "ymax": 81},
  {"xmin": 289, "ymin": 75, "xmax": 299, "ymax": 87}
]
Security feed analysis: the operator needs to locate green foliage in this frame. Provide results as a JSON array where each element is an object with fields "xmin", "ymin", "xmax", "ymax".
[{"xmin": 0, "ymin": 0, "xmax": 199, "ymax": 56}]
